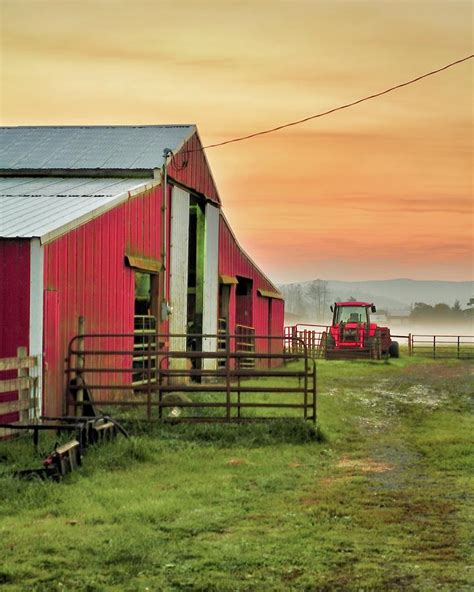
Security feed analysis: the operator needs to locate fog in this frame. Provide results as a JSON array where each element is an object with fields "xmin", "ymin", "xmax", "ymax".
[{"xmin": 285, "ymin": 316, "xmax": 474, "ymax": 338}]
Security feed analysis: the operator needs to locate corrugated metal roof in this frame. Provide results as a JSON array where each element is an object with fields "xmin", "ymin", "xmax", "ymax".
[
  {"xmin": 0, "ymin": 176, "xmax": 152, "ymax": 241},
  {"xmin": 0, "ymin": 125, "xmax": 195, "ymax": 171}
]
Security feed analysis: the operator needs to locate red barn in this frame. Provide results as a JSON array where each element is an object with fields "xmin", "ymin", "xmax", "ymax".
[{"xmin": 0, "ymin": 125, "xmax": 284, "ymax": 420}]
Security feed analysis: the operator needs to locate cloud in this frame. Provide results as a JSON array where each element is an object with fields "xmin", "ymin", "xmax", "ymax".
[{"xmin": 2, "ymin": 0, "xmax": 472, "ymax": 281}]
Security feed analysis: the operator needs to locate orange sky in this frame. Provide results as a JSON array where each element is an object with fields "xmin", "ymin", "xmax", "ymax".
[{"xmin": 1, "ymin": 0, "xmax": 472, "ymax": 283}]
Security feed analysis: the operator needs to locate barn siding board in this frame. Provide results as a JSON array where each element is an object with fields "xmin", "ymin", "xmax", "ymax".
[
  {"xmin": 0, "ymin": 239, "xmax": 30, "ymax": 422},
  {"xmin": 43, "ymin": 290, "xmax": 60, "ymax": 414}
]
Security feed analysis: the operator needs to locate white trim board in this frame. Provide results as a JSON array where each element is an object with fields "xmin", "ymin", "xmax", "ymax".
[
  {"xmin": 29, "ymin": 238, "xmax": 44, "ymax": 418},
  {"xmin": 202, "ymin": 203, "xmax": 220, "ymax": 370},
  {"xmin": 169, "ymin": 186, "xmax": 190, "ymax": 368}
]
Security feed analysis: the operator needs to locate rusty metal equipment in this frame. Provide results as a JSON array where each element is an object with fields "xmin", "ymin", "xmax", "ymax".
[
  {"xmin": 14, "ymin": 440, "xmax": 82, "ymax": 482},
  {"xmin": 66, "ymin": 333, "xmax": 317, "ymax": 423},
  {"xmin": 0, "ymin": 415, "xmax": 128, "ymax": 480}
]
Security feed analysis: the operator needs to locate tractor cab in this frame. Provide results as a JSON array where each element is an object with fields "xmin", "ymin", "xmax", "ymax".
[
  {"xmin": 325, "ymin": 301, "xmax": 398, "ymax": 359},
  {"xmin": 331, "ymin": 302, "xmax": 375, "ymax": 327}
]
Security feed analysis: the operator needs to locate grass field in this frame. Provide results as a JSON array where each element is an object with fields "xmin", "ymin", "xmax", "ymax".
[{"xmin": 0, "ymin": 357, "xmax": 472, "ymax": 591}]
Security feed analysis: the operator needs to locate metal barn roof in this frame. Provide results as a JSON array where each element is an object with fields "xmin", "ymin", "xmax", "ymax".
[
  {"xmin": 0, "ymin": 176, "xmax": 153, "ymax": 242},
  {"xmin": 0, "ymin": 125, "xmax": 195, "ymax": 172}
]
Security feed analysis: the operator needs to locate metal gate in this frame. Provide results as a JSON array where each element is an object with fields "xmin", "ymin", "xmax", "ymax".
[{"xmin": 66, "ymin": 333, "xmax": 317, "ymax": 423}]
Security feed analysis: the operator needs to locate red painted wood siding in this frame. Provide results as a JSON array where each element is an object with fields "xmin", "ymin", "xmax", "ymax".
[
  {"xmin": 168, "ymin": 132, "xmax": 220, "ymax": 204},
  {"xmin": 218, "ymin": 216, "xmax": 284, "ymax": 352},
  {"xmin": 43, "ymin": 186, "xmax": 163, "ymax": 416},
  {"xmin": 0, "ymin": 239, "xmax": 30, "ymax": 422}
]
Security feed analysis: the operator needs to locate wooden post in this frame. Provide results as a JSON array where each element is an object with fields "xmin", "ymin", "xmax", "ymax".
[
  {"xmin": 433, "ymin": 335, "xmax": 436, "ymax": 359},
  {"xmin": 17, "ymin": 347, "xmax": 29, "ymax": 424},
  {"xmin": 76, "ymin": 316, "xmax": 85, "ymax": 416},
  {"xmin": 457, "ymin": 336, "xmax": 460, "ymax": 359}
]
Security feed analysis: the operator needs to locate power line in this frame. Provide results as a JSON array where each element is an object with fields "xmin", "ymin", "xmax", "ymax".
[{"xmin": 198, "ymin": 54, "xmax": 473, "ymax": 150}]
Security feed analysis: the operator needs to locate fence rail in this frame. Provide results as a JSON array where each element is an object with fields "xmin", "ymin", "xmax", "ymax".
[
  {"xmin": 284, "ymin": 325, "xmax": 329, "ymax": 358},
  {"xmin": 66, "ymin": 333, "xmax": 317, "ymax": 423},
  {"xmin": 410, "ymin": 334, "xmax": 474, "ymax": 359},
  {"xmin": 284, "ymin": 325, "xmax": 473, "ymax": 360},
  {"xmin": 235, "ymin": 324, "xmax": 256, "ymax": 368},
  {"xmin": 0, "ymin": 347, "xmax": 39, "ymax": 438}
]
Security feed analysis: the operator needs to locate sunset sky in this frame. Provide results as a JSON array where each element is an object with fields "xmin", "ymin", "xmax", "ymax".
[{"xmin": 1, "ymin": 0, "xmax": 472, "ymax": 283}]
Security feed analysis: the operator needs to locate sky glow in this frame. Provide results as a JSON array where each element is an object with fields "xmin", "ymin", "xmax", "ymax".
[{"xmin": 1, "ymin": 0, "xmax": 472, "ymax": 283}]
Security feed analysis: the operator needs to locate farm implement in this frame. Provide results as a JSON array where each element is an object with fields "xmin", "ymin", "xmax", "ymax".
[{"xmin": 0, "ymin": 414, "xmax": 128, "ymax": 481}]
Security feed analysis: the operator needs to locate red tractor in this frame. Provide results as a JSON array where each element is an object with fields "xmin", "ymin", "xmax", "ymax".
[{"xmin": 324, "ymin": 301, "xmax": 399, "ymax": 360}]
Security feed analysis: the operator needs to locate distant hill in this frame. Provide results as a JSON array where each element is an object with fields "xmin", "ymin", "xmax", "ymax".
[{"xmin": 278, "ymin": 278, "xmax": 473, "ymax": 323}]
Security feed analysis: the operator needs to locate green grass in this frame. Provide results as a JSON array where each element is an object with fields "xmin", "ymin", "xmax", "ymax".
[{"xmin": 0, "ymin": 357, "xmax": 472, "ymax": 591}]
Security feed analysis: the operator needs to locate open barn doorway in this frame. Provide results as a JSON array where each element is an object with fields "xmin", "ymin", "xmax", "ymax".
[
  {"xmin": 134, "ymin": 271, "xmax": 160, "ymax": 327},
  {"xmin": 133, "ymin": 271, "xmax": 159, "ymax": 384},
  {"xmin": 187, "ymin": 197, "xmax": 206, "ymax": 365}
]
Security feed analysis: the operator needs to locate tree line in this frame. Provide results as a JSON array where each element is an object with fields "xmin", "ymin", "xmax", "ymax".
[{"xmin": 409, "ymin": 300, "xmax": 473, "ymax": 324}]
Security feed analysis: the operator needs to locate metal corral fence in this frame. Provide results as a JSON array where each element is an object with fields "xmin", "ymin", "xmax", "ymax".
[
  {"xmin": 410, "ymin": 334, "xmax": 474, "ymax": 359},
  {"xmin": 284, "ymin": 325, "xmax": 474, "ymax": 360},
  {"xmin": 284, "ymin": 324, "xmax": 329, "ymax": 358},
  {"xmin": 66, "ymin": 333, "xmax": 317, "ymax": 423}
]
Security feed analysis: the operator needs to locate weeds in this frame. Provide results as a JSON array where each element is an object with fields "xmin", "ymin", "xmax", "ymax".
[{"xmin": 0, "ymin": 358, "xmax": 472, "ymax": 591}]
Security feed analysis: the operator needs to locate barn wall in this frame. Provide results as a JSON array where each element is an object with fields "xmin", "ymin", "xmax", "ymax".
[
  {"xmin": 271, "ymin": 299, "xmax": 285, "ymax": 336},
  {"xmin": 218, "ymin": 215, "xmax": 284, "ymax": 340},
  {"xmin": 218, "ymin": 214, "xmax": 284, "ymax": 367},
  {"xmin": 0, "ymin": 239, "xmax": 30, "ymax": 422},
  {"xmin": 43, "ymin": 185, "xmax": 163, "ymax": 416}
]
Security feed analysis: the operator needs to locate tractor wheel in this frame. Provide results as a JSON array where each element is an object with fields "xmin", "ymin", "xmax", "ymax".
[{"xmin": 389, "ymin": 341, "xmax": 400, "ymax": 358}]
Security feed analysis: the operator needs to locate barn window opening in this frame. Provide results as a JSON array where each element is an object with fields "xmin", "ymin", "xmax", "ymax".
[
  {"xmin": 133, "ymin": 271, "xmax": 158, "ymax": 386},
  {"xmin": 135, "ymin": 272, "xmax": 152, "ymax": 315},
  {"xmin": 235, "ymin": 276, "xmax": 253, "ymax": 327}
]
